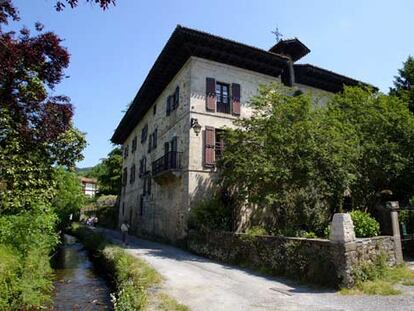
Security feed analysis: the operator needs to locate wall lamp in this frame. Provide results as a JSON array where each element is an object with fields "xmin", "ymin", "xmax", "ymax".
[{"xmin": 190, "ymin": 118, "xmax": 202, "ymax": 136}]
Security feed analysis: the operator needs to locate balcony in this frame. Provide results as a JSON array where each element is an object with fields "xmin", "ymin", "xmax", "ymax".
[{"xmin": 152, "ymin": 151, "xmax": 183, "ymax": 184}]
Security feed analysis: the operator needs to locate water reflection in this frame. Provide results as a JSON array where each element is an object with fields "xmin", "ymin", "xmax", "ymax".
[{"xmin": 52, "ymin": 236, "xmax": 112, "ymax": 310}]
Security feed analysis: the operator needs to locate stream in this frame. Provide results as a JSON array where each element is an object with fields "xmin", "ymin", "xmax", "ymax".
[{"xmin": 52, "ymin": 234, "xmax": 113, "ymax": 310}]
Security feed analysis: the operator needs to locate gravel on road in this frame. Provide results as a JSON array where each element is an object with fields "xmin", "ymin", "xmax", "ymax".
[{"xmin": 98, "ymin": 228, "xmax": 414, "ymax": 311}]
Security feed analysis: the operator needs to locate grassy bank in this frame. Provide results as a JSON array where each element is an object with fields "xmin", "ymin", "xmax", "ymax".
[
  {"xmin": 341, "ymin": 254, "xmax": 414, "ymax": 295},
  {"xmin": 0, "ymin": 211, "xmax": 59, "ymax": 310},
  {"xmin": 70, "ymin": 223, "xmax": 189, "ymax": 310}
]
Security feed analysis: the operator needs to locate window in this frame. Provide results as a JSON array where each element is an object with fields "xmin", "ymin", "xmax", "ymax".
[
  {"xmin": 141, "ymin": 124, "xmax": 148, "ymax": 143},
  {"xmin": 131, "ymin": 136, "xmax": 137, "ymax": 153},
  {"xmin": 148, "ymin": 129, "xmax": 158, "ymax": 153},
  {"xmin": 153, "ymin": 104, "xmax": 157, "ymax": 115},
  {"xmin": 148, "ymin": 134, "xmax": 152, "ymax": 153},
  {"xmin": 139, "ymin": 195, "xmax": 144, "ymax": 216},
  {"xmin": 206, "ymin": 78, "xmax": 240, "ymax": 115},
  {"xmin": 130, "ymin": 164, "xmax": 136, "ymax": 184},
  {"xmin": 122, "ymin": 167, "xmax": 127, "ymax": 186},
  {"xmin": 166, "ymin": 86, "xmax": 179, "ymax": 116},
  {"xmin": 139, "ymin": 157, "xmax": 147, "ymax": 178},
  {"xmin": 147, "ymin": 175, "xmax": 151, "ymax": 194},
  {"xmin": 173, "ymin": 86, "xmax": 179, "ymax": 110},
  {"xmin": 123, "ymin": 144, "xmax": 129, "ymax": 159},
  {"xmin": 153, "ymin": 129, "xmax": 158, "ymax": 150},
  {"xmin": 166, "ymin": 95, "xmax": 172, "ymax": 116},
  {"xmin": 122, "ymin": 203, "xmax": 125, "ymax": 216},
  {"xmin": 143, "ymin": 174, "xmax": 151, "ymax": 196},
  {"xmin": 204, "ymin": 127, "xmax": 225, "ymax": 167},
  {"xmin": 215, "ymin": 129, "xmax": 225, "ymax": 160},
  {"xmin": 216, "ymin": 82, "xmax": 230, "ymax": 113}
]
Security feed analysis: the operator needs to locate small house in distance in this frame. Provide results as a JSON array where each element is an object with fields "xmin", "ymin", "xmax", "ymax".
[
  {"xmin": 80, "ymin": 177, "xmax": 98, "ymax": 197},
  {"xmin": 111, "ymin": 25, "xmax": 365, "ymax": 242}
]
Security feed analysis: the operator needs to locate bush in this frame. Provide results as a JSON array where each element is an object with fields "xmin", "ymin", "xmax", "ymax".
[
  {"xmin": 342, "ymin": 253, "xmax": 414, "ymax": 295},
  {"xmin": 96, "ymin": 195, "xmax": 118, "ymax": 208},
  {"xmin": 245, "ymin": 226, "xmax": 268, "ymax": 236},
  {"xmin": 302, "ymin": 231, "xmax": 317, "ymax": 238},
  {"xmin": 0, "ymin": 208, "xmax": 58, "ymax": 310},
  {"xmin": 188, "ymin": 197, "xmax": 232, "ymax": 232},
  {"xmin": 0, "ymin": 245, "xmax": 20, "ymax": 310},
  {"xmin": 350, "ymin": 210, "xmax": 380, "ymax": 238},
  {"xmin": 0, "ymin": 244, "xmax": 55, "ymax": 310},
  {"xmin": 400, "ymin": 210, "xmax": 414, "ymax": 234}
]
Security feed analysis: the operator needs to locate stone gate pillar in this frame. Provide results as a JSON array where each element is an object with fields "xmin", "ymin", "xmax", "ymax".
[
  {"xmin": 386, "ymin": 201, "xmax": 404, "ymax": 264},
  {"xmin": 329, "ymin": 213, "xmax": 356, "ymax": 243},
  {"xmin": 329, "ymin": 213, "xmax": 356, "ymax": 287}
]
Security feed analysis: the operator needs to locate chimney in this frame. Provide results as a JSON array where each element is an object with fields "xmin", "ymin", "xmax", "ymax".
[{"xmin": 269, "ymin": 38, "xmax": 310, "ymax": 87}]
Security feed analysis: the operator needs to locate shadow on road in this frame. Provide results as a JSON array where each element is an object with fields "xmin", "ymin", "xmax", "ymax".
[{"xmin": 97, "ymin": 226, "xmax": 337, "ymax": 295}]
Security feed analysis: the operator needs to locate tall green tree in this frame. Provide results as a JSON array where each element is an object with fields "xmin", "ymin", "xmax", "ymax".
[
  {"xmin": 0, "ymin": 0, "xmax": 110, "ymax": 307},
  {"xmin": 218, "ymin": 85, "xmax": 414, "ymax": 234},
  {"xmin": 329, "ymin": 86, "xmax": 414, "ymax": 209},
  {"xmin": 390, "ymin": 56, "xmax": 414, "ymax": 112},
  {"xmin": 218, "ymin": 85, "xmax": 359, "ymax": 234},
  {"xmin": 94, "ymin": 147, "xmax": 123, "ymax": 195},
  {"xmin": 53, "ymin": 167, "xmax": 85, "ymax": 230}
]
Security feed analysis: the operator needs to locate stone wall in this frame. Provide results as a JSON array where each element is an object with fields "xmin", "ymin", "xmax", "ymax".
[
  {"xmin": 334, "ymin": 236, "xmax": 397, "ymax": 287},
  {"xmin": 187, "ymin": 230, "xmax": 397, "ymax": 288}
]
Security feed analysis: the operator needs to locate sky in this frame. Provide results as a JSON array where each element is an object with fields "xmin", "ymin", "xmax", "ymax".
[{"xmin": 11, "ymin": 0, "xmax": 414, "ymax": 168}]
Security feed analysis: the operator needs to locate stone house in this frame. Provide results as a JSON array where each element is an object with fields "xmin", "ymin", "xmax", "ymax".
[
  {"xmin": 79, "ymin": 176, "xmax": 98, "ymax": 197},
  {"xmin": 111, "ymin": 26, "xmax": 363, "ymax": 242}
]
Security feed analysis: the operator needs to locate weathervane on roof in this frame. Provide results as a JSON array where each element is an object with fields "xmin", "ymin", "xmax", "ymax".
[{"xmin": 271, "ymin": 26, "xmax": 283, "ymax": 42}]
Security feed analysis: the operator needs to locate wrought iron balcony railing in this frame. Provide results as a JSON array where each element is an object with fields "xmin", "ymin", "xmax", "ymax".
[{"xmin": 152, "ymin": 151, "xmax": 183, "ymax": 177}]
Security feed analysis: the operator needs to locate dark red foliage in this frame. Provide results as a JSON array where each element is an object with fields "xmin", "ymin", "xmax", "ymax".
[
  {"xmin": 0, "ymin": 0, "xmax": 19, "ymax": 26},
  {"xmin": 0, "ymin": 0, "xmax": 115, "ymax": 144},
  {"xmin": 37, "ymin": 99, "xmax": 73, "ymax": 141},
  {"xmin": 0, "ymin": 1, "xmax": 72, "ymax": 144},
  {"xmin": 55, "ymin": 0, "xmax": 115, "ymax": 11}
]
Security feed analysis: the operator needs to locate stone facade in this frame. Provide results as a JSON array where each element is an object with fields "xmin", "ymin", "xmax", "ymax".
[
  {"xmin": 118, "ymin": 56, "xmax": 332, "ymax": 242},
  {"xmin": 113, "ymin": 26, "xmax": 365, "ymax": 242},
  {"xmin": 119, "ymin": 58, "xmax": 192, "ymax": 242}
]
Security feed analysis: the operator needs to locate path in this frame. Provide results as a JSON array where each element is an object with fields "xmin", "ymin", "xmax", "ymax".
[{"xmin": 98, "ymin": 228, "xmax": 414, "ymax": 311}]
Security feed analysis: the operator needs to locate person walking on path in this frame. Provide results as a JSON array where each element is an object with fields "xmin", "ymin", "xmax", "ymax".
[{"xmin": 120, "ymin": 220, "xmax": 130, "ymax": 246}]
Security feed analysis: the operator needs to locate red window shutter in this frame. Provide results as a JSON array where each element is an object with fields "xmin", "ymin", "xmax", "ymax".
[
  {"xmin": 232, "ymin": 83, "xmax": 241, "ymax": 116},
  {"xmin": 206, "ymin": 78, "xmax": 216, "ymax": 112},
  {"xmin": 204, "ymin": 126, "xmax": 215, "ymax": 167}
]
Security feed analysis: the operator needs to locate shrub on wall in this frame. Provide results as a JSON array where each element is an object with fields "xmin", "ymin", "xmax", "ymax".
[
  {"xmin": 188, "ymin": 197, "xmax": 232, "ymax": 232},
  {"xmin": 245, "ymin": 226, "xmax": 268, "ymax": 236},
  {"xmin": 350, "ymin": 210, "xmax": 380, "ymax": 238},
  {"xmin": 400, "ymin": 209, "xmax": 414, "ymax": 234}
]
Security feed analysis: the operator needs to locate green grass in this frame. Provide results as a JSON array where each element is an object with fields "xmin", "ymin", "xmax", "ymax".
[
  {"xmin": 402, "ymin": 279, "xmax": 414, "ymax": 286},
  {"xmin": 155, "ymin": 293, "xmax": 190, "ymax": 311},
  {"xmin": 341, "ymin": 263, "xmax": 414, "ymax": 296},
  {"xmin": 341, "ymin": 280, "xmax": 401, "ymax": 295},
  {"xmin": 70, "ymin": 223, "xmax": 189, "ymax": 311}
]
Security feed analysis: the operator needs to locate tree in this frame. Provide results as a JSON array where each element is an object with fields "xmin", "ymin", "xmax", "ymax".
[
  {"xmin": 0, "ymin": 1, "xmax": 92, "ymax": 307},
  {"xmin": 53, "ymin": 167, "xmax": 85, "ymax": 230},
  {"xmin": 329, "ymin": 86, "xmax": 414, "ymax": 209},
  {"xmin": 55, "ymin": 0, "xmax": 115, "ymax": 11},
  {"xmin": 390, "ymin": 56, "xmax": 414, "ymax": 113},
  {"xmin": 89, "ymin": 147, "xmax": 122, "ymax": 195},
  {"xmin": 218, "ymin": 85, "xmax": 359, "ymax": 235},
  {"xmin": 218, "ymin": 85, "xmax": 414, "ymax": 235}
]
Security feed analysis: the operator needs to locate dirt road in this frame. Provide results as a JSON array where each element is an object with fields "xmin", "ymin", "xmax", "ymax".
[{"xmin": 100, "ymin": 228, "xmax": 414, "ymax": 311}]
